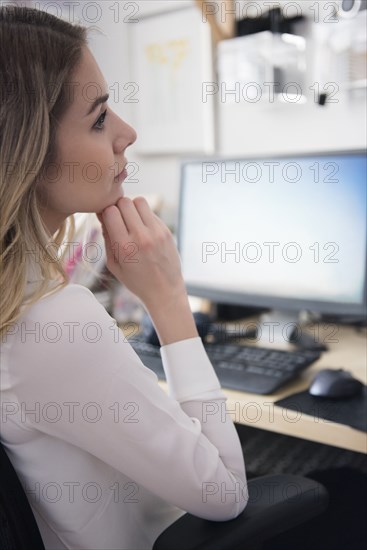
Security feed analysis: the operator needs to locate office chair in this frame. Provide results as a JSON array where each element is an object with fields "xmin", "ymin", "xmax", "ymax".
[
  {"xmin": 0, "ymin": 440, "xmax": 328, "ymax": 550},
  {"xmin": 0, "ymin": 441, "xmax": 45, "ymax": 549}
]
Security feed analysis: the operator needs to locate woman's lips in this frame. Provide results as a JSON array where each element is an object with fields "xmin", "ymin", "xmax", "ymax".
[{"xmin": 114, "ymin": 167, "xmax": 128, "ymax": 183}]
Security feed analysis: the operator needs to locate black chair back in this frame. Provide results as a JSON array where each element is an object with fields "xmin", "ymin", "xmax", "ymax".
[{"xmin": 0, "ymin": 441, "xmax": 45, "ymax": 550}]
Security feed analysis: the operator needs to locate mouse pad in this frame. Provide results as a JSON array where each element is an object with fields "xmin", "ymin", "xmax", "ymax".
[{"xmin": 274, "ymin": 386, "xmax": 367, "ymax": 432}]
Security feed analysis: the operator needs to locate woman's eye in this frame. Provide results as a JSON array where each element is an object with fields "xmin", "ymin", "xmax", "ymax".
[{"xmin": 94, "ymin": 109, "xmax": 108, "ymax": 131}]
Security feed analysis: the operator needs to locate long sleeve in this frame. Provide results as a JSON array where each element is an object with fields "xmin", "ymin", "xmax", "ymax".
[{"xmin": 1, "ymin": 283, "xmax": 247, "ymax": 548}]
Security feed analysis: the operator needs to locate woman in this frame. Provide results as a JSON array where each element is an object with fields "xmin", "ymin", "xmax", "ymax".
[{"xmin": 0, "ymin": 6, "xmax": 248, "ymax": 549}]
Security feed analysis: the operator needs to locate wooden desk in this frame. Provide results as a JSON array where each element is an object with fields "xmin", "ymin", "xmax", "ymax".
[{"xmin": 159, "ymin": 324, "xmax": 367, "ymax": 454}]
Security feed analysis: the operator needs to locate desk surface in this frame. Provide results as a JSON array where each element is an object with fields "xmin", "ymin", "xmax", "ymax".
[{"xmin": 158, "ymin": 323, "xmax": 367, "ymax": 454}]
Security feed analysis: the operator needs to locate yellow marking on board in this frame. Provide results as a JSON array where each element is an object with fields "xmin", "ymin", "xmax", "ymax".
[{"xmin": 145, "ymin": 39, "xmax": 189, "ymax": 71}]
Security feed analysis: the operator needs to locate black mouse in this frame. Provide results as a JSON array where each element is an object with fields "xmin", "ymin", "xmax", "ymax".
[{"xmin": 309, "ymin": 368, "xmax": 364, "ymax": 399}]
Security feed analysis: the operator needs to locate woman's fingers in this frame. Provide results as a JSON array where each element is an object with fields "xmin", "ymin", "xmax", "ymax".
[
  {"xmin": 131, "ymin": 196, "xmax": 156, "ymax": 228},
  {"xmin": 98, "ymin": 196, "xmax": 156, "ymax": 234},
  {"xmin": 113, "ymin": 197, "xmax": 149, "ymax": 234},
  {"xmin": 101, "ymin": 204, "xmax": 129, "ymax": 245}
]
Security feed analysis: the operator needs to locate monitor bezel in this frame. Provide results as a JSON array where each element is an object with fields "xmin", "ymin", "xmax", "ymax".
[{"xmin": 177, "ymin": 149, "xmax": 367, "ymax": 316}]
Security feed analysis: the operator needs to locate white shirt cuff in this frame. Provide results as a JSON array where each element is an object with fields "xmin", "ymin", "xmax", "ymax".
[{"xmin": 160, "ymin": 337, "xmax": 224, "ymax": 402}]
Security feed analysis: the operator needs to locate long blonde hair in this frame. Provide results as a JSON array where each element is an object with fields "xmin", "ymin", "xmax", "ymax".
[{"xmin": 0, "ymin": 5, "xmax": 91, "ymax": 341}]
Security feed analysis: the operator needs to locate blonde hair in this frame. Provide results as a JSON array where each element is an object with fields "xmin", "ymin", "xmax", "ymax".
[{"xmin": 0, "ymin": 5, "xmax": 95, "ymax": 341}]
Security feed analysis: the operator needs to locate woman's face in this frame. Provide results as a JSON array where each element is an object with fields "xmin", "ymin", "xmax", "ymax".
[{"xmin": 37, "ymin": 46, "xmax": 137, "ymax": 234}]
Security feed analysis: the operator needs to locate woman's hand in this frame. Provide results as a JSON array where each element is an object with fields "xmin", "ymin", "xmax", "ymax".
[
  {"xmin": 97, "ymin": 197, "xmax": 198, "ymax": 345},
  {"xmin": 97, "ymin": 196, "xmax": 183, "ymax": 308}
]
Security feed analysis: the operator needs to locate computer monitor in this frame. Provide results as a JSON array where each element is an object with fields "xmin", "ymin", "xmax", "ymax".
[{"xmin": 178, "ymin": 150, "xmax": 367, "ymax": 340}]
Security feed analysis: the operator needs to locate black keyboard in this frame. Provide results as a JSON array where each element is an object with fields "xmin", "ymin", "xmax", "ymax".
[{"xmin": 129, "ymin": 339, "xmax": 321, "ymax": 395}]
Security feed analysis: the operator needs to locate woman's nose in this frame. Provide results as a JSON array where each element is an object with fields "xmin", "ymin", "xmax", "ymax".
[
  {"xmin": 127, "ymin": 123, "xmax": 137, "ymax": 147},
  {"xmin": 114, "ymin": 121, "xmax": 137, "ymax": 154}
]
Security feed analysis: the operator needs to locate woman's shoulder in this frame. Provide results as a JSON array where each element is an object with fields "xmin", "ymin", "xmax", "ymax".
[
  {"xmin": 44, "ymin": 282, "xmax": 95, "ymax": 301},
  {"xmin": 5, "ymin": 282, "xmax": 121, "ymax": 357},
  {"xmin": 22, "ymin": 282, "xmax": 110, "ymax": 324},
  {"xmin": 27, "ymin": 281, "xmax": 95, "ymax": 305}
]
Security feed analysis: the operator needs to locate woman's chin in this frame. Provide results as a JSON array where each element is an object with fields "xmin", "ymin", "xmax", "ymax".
[
  {"xmin": 114, "ymin": 184, "xmax": 124, "ymax": 198},
  {"xmin": 99, "ymin": 188, "xmax": 124, "ymax": 211}
]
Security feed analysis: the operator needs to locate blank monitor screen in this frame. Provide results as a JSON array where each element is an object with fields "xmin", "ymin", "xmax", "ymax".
[{"xmin": 178, "ymin": 151, "xmax": 367, "ymax": 316}]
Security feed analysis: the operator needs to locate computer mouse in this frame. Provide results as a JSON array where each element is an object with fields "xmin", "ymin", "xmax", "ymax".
[{"xmin": 309, "ymin": 368, "xmax": 364, "ymax": 399}]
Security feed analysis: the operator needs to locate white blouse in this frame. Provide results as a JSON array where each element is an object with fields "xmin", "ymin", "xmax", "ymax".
[{"xmin": 0, "ymin": 282, "xmax": 248, "ymax": 550}]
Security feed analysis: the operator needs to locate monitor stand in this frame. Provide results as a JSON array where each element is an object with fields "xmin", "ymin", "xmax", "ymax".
[{"xmin": 255, "ymin": 309, "xmax": 328, "ymax": 351}]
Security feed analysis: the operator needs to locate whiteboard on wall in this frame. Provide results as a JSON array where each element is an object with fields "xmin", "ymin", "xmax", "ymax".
[{"xmin": 129, "ymin": 5, "xmax": 215, "ymax": 155}]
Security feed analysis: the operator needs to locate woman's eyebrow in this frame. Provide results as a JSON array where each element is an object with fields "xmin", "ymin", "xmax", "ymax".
[{"xmin": 85, "ymin": 92, "xmax": 109, "ymax": 117}]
